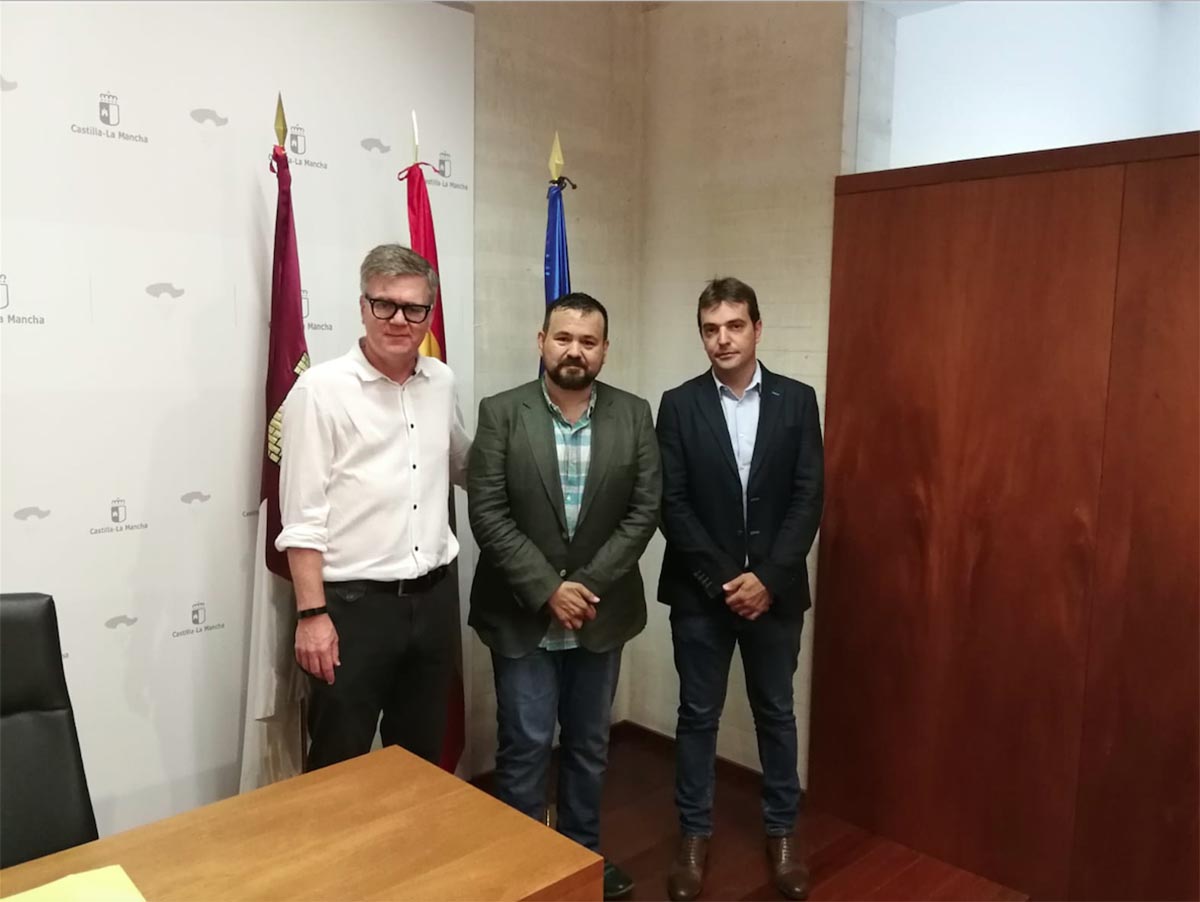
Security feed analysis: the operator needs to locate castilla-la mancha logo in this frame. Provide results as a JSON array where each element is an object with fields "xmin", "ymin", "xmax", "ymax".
[
  {"xmin": 285, "ymin": 122, "xmax": 328, "ymax": 171},
  {"xmin": 425, "ymin": 149, "xmax": 467, "ymax": 193},
  {"xmin": 1, "ymin": 273, "xmax": 47, "ymax": 326},
  {"xmin": 303, "ymin": 288, "xmax": 332, "ymax": 333},
  {"xmin": 90, "ymin": 496, "xmax": 148, "ymax": 535},
  {"xmin": 99, "ymin": 92, "xmax": 120, "ymax": 126},
  {"xmin": 71, "ymin": 90, "xmax": 149, "ymax": 144},
  {"xmin": 172, "ymin": 600, "xmax": 225, "ymax": 639}
]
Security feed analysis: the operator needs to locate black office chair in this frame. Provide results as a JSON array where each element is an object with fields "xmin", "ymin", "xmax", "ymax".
[{"xmin": 0, "ymin": 593, "xmax": 99, "ymax": 867}]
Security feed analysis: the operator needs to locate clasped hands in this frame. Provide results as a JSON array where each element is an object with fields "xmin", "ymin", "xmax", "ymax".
[
  {"xmin": 547, "ymin": 572, "xmax": 769, "ymax": 627},
  {"xmin": 547, "ymin": 580, "xmax": 599, "ymax": 630},
  {"xmin": 723, "ymin": 571, "xmax": 771, "ymax": 620}
]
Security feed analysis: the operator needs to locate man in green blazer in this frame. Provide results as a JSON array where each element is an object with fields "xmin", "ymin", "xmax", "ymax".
[{"xmin": 469, "ymin": 293, "xmax": 661, "ymax": 900}]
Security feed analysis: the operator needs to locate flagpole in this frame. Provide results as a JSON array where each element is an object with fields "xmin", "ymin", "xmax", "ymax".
[
  {"xmin": 538, "ymin": 132, "xmax": 577, "ymax": 825},
  {"xmin": 241, "ymin": 91, "xmax": 311, "ymax": 792}
]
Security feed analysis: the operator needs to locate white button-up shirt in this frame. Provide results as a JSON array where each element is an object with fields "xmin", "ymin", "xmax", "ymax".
[{"xmin": 275, "ymin": 341, "xmax": 471, "ymax": 582}]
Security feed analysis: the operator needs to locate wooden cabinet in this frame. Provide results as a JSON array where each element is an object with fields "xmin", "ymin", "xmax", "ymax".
[{"xmin": 810, "ymin": 133, "xmax": 1199, "ymax": 901}]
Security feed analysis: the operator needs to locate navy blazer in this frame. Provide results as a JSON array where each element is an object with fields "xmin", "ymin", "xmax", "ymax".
[{"xmin": 656, "ymin": 363, "xmax": 824, "ymax": 619}]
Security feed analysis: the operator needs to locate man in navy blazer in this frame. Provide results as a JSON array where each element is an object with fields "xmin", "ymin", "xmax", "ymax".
[{"xmin": 656, "ymin": 277, "xmax": 824, "ymax": 901}]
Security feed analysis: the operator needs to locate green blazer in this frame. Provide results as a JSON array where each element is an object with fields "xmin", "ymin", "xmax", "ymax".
[{"xmin": 467, "ymin": 380, "xmax": 662, "ymax": 658}]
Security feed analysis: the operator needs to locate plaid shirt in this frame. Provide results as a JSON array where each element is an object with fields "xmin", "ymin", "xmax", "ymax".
[{"xmin": 539, "ymin": 378, "xmax": 597, "ymax": 651}]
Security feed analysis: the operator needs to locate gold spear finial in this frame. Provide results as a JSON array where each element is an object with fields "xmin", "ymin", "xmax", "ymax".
[
  {"xmin": 548, "ymin": 131, "xmax": 564, "ymax": 182},
  {"xmin": 274, "ymin": 93, "xmax": 287, "ymax": 147}
]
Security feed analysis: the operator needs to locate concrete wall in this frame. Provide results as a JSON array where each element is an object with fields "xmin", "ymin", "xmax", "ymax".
[
  {"xmin": 628, "ymin": 1, "xmax": 845, "ymax": 779},
  {"xmin": 844, "ymin": 2, "xmax": 898, "ymax": 173},
  {"xmin": 471, "ymin": 1, "xmax": 846, "ymax": 782},
  {"xmin": 471, "ymin": 1, "xmax": 645, "ymax": 776}
]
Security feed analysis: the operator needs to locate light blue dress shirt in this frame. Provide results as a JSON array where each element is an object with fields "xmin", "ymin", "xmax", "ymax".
[{"xmin": 713, "ymin": 361, "xmax": 762, "ymax": 529}]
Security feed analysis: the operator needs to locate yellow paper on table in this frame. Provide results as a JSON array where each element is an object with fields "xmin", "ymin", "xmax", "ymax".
[{"xmin": 4, "ymin": 865, "xmax": 145, "ymax": 902}]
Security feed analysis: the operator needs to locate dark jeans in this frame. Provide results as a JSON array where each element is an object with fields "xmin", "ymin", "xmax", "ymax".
[
  {"xmin": 671, "ymin": 609, "xmax": 804, "ymax": 837},
  {"xmin": 305, "ymin": 578, "xmax": 455, "ymax": 771},
  {"xmin": 491, "ymin": 646, "xmax": 622, "ymax": 853}
]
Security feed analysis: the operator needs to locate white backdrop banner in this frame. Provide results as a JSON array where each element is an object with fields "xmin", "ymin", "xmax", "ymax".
[{"xmin": 0, "ymin": 0, "xmax": 475, "ymax": 835}]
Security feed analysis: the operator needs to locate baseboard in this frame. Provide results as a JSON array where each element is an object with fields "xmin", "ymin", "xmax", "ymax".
[
  {"xmin": 611, "ymin": 720, "xmax": 767, "ymax": 786},
  {"xmin": 470, "ymin": 719, "xmax": 765, "ymax": 790}
]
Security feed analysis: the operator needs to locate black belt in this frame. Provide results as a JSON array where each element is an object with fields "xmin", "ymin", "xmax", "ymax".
[{"xmin": 343, "ymin": 565, "xmax": 449, "ymax": 596}]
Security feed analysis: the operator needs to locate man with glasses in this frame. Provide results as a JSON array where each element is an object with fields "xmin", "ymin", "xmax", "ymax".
[{"xmin": 276, "ymin": 243, "xmax": 470, "ymax": 770}]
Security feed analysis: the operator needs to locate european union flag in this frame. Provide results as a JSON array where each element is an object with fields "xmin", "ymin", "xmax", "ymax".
[{"xmin": 545, "ymin": 181, "xmax": 571, "ymax": 307}]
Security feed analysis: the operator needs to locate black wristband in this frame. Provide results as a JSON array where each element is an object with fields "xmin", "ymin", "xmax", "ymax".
[{"xmin": 297, "ymin": 606, "xmax": 329, "ymax": 619}]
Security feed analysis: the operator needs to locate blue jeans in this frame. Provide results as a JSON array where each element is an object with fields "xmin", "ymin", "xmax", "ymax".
[
  {"xmin": 672, "ymin": 610, "xmax": 804, "ymax": 837},
  {"xmin": 491, "ymin": 646, "xmax": 622, "ymax": 853}
]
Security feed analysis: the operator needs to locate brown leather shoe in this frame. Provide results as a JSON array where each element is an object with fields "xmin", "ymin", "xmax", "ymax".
[
  {"xmin": 667, "ymin": 834, "xmax": 709, "ymax": 901},
  {"xmin": 765, "ymin": 834, "xmax": 810, "ymax": 900}
]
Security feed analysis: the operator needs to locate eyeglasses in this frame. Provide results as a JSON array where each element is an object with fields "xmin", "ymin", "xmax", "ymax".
[{"xmin": 365, "ymin": 296, "xmax": 432, "ymax": 323}]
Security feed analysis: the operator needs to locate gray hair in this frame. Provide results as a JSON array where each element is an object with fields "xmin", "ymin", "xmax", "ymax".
[{"xmin": 359, "ymin": 244, "xmax": 439, "ymax": 302}]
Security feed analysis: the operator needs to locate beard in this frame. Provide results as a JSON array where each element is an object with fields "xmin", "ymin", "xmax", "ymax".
[{"xmin": 546, "ymin": 357, "xmax": 596, "ymax": 390}]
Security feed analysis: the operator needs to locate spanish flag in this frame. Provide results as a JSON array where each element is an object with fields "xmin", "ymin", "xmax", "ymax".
[
  {"xmin": 398, "ymin": 160, "xmax": 464, "ymax": 775},
  {"xmin": 399, "ymin": 163, "xmax": 446, "ymax": 361}
]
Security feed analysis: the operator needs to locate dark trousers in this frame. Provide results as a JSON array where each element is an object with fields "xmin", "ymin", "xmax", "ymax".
[
  {"xmin": 671, "ymin": 609, "xmax": 804, "ymax": 837},
  {"xmin": 491, "ymin": 646, "xmax": 622, "ymax": 853},
  {"xmin": 305, "ymin": 578, "xmax": 455, "ymax": 772}
]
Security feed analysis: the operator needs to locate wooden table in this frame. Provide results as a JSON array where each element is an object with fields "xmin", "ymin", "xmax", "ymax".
[{"xmin": 0, "ymin": 747, "xmax": 601, "ymax": 901}]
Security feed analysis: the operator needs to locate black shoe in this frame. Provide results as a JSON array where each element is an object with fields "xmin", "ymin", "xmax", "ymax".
[{"xmin": 603, "ymin": 860, "xmax": 635, "ymax": 900}]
